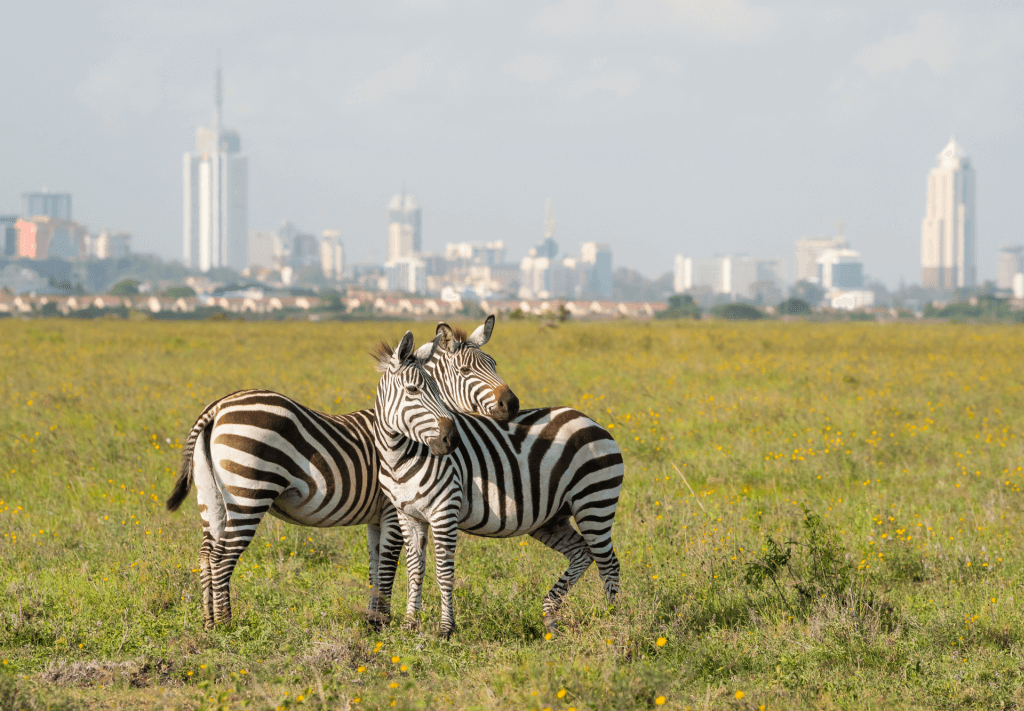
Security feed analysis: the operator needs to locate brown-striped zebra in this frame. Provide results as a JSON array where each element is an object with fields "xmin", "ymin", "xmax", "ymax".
[
  {"xmin": 165, "ymin": 317, "xmax": 514, "ymax": 630},
  {"xmin": 373, "ymin": 331, "xmax": 623, "ymax": 639}
]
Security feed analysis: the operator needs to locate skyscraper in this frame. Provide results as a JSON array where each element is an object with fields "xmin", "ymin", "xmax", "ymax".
[
  {"xmin": 23, "ymin": 192, "xmax": 72, "ymax": 220},
  {"xmin": 795, "ymin": 235, "xmax": 846, "ymax": 283},
  {"xmin": 921, "ymin": 138, "xmax": 975, "ymax": 290},
  {"xmin": 183, "ymin": 68, "xmax": 249, "ymax": 273},
  {"xmin": 386, "ymin": 193, "xmax": 421, "ymax": 262}
]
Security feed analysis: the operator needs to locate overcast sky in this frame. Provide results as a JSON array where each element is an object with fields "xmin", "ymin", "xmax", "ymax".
[{"xmin": 2, "ymin": 1, "xmax": 1022, "ymax": 287}]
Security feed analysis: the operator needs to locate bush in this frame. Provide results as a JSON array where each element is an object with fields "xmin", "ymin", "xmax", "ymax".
[
  {"xmin": 162, "ymin": 285, "xmax": 196, "ymax": 299},
  {"xmin": 777, "ymin": 298, "xmax": 811, "ymax": 316},
  {"xmin": 710, "ymin": 303, "xmax": 764, "ymax": 320},
  {"xmin": 109, "ymin": 279, "xmax": 140, "ymax": 296},
  {"xmin": 655, "ymin": 294, "xmax": 701, "ymax": 320}
]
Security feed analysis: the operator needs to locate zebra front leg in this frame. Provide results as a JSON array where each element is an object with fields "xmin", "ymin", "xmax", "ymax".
[
  {"xmin": 529, "ymin": 519, "xmax": 594, "ymax": 629},
  {"xmin": 429, "ymin": 516, "xmax": 459, "ymax": 640},
  {"xmin": 397, "ymin": 512, "xmax": 429, "ymax": 631}
]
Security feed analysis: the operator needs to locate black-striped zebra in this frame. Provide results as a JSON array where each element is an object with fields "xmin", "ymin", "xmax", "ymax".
[
  {"xmin": 165, "ymin": 317, "xmax": 512, "ymax": 631},
  {"xmin": 373, "ymin": 332, "xmax": 623, "ymax": 638}
]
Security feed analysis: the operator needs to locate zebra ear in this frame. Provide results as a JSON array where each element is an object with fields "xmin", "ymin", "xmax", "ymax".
[
  {"xmin": 394, "ymin": 331, "xmax": 416, "ymax": 365},
  {"xmin": 418, "ymin": 335, "xmax": 442, "ymax": 366},
  {"xmin": 436, "ymin": 322, "xmax": 457, "ymax": 353},
  {"xmin": 466, "ymin": 314, "xmax": 495, "ymax": 348},
  {"xmin": 413, "ymin": 340, "xmax": 436, "ymax": 362}
]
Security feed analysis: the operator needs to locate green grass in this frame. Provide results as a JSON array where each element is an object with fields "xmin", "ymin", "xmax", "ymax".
[{"xmin": 1, "ymin": 319, "xmax": 1023, "ymax": 710}]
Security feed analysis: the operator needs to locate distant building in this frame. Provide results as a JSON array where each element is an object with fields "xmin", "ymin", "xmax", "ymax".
[
  {"xmin": 921, "ymin": 138, "xmax": 975, "ymax": 289},
  {"xmin": 183, "ymin": 68, "xmax": 249, "ymax": 273},
  {"xmin": 730, "ymin": 256, "xmax": 785, "ymax": 301},
  {"xmin": 85, "ymin": 230, "xmax": 131, "ymax": 260},
  {"xmin": 23, "ymin": 192, "xmax": 72, "ymax": 220},
  {"xmin": 445, "ymin": 241, "xmax": 506, "ymax": 266},
  {"xmin": 0, "ymin": 216, "xmax": 17, "ymax": 257},
  {"xmin": 817, "ymin": 248, "xmax": 863, "ymax": 290},
  {"xmin": 14, "ymin": 217, "xmax": 87, "ymax": 260},
  {"xmin": 795, "ymin": 235, "xmax": 846, "ymax": 283},
  {"xmin": 580, "ymin": 242, "xmax": 613, "ymax": 298},
  {"xmin": 247, "ymin": 230, "xmax": 278, "ymax": 271},
  {"xmin": 320, "ymin": 230, "xmax": 344, "ymax": 281},
  {"xmin": 997, "ymin": 246, "xmax": 1023, "ymax": 291},
  {"xmin": 387, "ymin": 194, "xmax": 421, "ymax": 262},
  {"xmin": 384, "ymin": 257, "xmax": 426, "ymax": 294},
  {"xmin": 674, "ymin": 256, "xmax": 730, "ymax": 294}
]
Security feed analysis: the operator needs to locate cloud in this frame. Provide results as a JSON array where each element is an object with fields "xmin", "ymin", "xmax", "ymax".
[
  {"xmin": 503, "ymin": 53, "xmax": 565, "ymax": 84},
  {"xmin": 351, "ymin": 50, "xmax": 438, "ymax": 106},
  {"xmin": 75, "ymin": 53, "xmax": 161, "ymax": 128},
  {"xmin": 531, "ymin": 0, "xmax": 777, "ymax": 45}
]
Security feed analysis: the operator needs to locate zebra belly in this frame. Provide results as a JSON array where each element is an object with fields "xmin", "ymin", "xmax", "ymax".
[{"xmin": 268, "ymin": 490, "xmax": 385, "ymax": 528}]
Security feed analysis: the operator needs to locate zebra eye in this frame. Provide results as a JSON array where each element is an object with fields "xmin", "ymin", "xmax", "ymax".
[
  {"xmin": 460, "ymin": 367, "xmax": 471, "ymax": 375},
  {"xmin": 406, "ymin": 385, "xmax": 419, "ymax": 395}
]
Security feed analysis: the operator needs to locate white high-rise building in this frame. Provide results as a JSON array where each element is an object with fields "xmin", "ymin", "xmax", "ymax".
[
  {"xmin": 320, "ymin": 230, "xmax": 345, "ymax": 281},
  {"xmin": 673, "ymin": 256, "xmax": 731, "ymax": 294},
  {"xmin": 387, "ymin": 193, "xmax": 421, "ymax": 262},
  {"xmin": 998, "ymin": 246, "xmax": 1024, "ymax": 291},
  {"xmin": 921, "ymin": 138, "xmax": 975, "ymax": 290},
  {"xmin": 183, "ymin": 69, "xmax": 249, "ymax": 273},
  {"xmin": 795, "ymin": 236, "xmax": 847, "ymax": 283}
]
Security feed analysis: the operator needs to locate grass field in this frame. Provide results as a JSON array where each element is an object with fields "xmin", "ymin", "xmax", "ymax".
[{"xmin": 2, "ymin": 319, "xmax": 1023, "ymax": 710}]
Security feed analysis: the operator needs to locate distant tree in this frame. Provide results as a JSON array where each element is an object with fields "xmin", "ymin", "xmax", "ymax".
[
  {"xmin": 791, "ymin": 280, "xmax": 825, "ymax": 306},
  {"xmin": 110, "ymin": 279, "xmax": 140, "ymax": 296},
  {"xmin": 612, "ymin": 268, "xmax": 674, "ymax": 302},
  {"xmin": 711, "ymin": 303, "xmax": 765, "ymax": 320},
  {"xmin": 163, "ymin": 285, "xmax": 196, "ymax": 299},
  {"xmin": 777, "ymin": 298, "xmax": 812, "ymax": 316},
  {"xmin": 655, "ymin": 294, "xmax": 701, "ymax": 320}
]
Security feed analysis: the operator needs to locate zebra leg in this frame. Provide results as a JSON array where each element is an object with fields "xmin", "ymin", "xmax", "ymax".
[
  {"xmin": 365, "ymin": 522, "xmax": 384, "ymax": 629},
  {"xmin": 375, "ymin": 503, "xmax": 403, "ymax": 628},
  {"xmin": 198, "ymin": 533, "xmax": 216, "ymax": 630},
  {"xmin": 528, "ymin": 519, "xmax": 594, "ymax": 628},
  {"xmin": 397, "ymin": 512, "xmax": 429, "ymax": 631},
  {"xmin": 210, "ymin": 510, "xmax": 262, "ymax": 626},
  {"xmin": 572, "ymin": 508, "xmax": 621, "ymax": 606},
  {"xmin": 193, "ymin": 427, "xmax": 224, "ymax": 631},
  {"xmin": 429, "ymin": 516, "xmax": 459, "ymax": 640}
]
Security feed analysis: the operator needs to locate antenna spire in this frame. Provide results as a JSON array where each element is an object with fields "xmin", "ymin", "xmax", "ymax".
[{"xmin": 214, "ymin": 54, "xmax": 223, "ymax": 143}]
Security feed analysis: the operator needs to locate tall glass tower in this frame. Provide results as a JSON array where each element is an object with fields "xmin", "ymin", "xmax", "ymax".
[
  {"xmin": 921, "ymin": 139, "xmax": 975, "ymax": 290},
  {"xmin": 183, "ymin": 69, "xmax": 249, "ymax": 272}
]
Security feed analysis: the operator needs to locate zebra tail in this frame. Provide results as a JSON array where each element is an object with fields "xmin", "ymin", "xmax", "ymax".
[{"xmin": 166, "ymin": 400, "xmax": 220, "ymax": 512}]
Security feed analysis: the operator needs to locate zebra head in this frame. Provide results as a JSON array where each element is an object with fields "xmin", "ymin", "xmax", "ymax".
[
  {"xmin": 374, "ymin": 331, "xmax": 461, "ymax": 457},
  {"xmin": 425, "ymin": 314, "xmax": 520, "ymax": 422}
]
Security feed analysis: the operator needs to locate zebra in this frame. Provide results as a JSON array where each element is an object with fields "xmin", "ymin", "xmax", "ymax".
[
  {"xmin": 164, "ymin": 317, "xmax": 513, "ymax": 631},
  {"xmin": 373, "ymin": 331, "xmax": 623, "ymax": 639}
]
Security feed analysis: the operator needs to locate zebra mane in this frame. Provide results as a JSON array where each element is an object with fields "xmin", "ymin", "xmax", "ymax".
[
  {"xmin": 372, "ymin": 341, "xmax": 394, "ymax": 373},
  {"xmin": 451, "ymin": 327, "xmax": 468, "ymax": 344}
]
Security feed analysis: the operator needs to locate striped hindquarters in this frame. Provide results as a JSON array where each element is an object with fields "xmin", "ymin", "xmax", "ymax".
[
  {"xmin": 453, "ymin": 407, "xmax": 624, "ymax": 537},
  {"xmin": 207, "ymin": 390, "xmax": 384, "ymax": 528}
]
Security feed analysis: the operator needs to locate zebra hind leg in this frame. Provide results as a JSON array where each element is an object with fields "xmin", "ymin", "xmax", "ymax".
[
  {"xmin": 198, "ymin": 533, "xmax": 217, "ymax": 631},
  {"xmin": 210, "ymin": 512, "xmax": 261, "ymax": 627},
  {"xmin": 572, "ymin": 509, "xmax": 621, "ymax": 606},
  {"xmin": 365, "ymin": 523, "xmax": 385, "ymax": 630},
  {"xmin": 529, "ymin": 519, "xmax": 594, "ymax": 630}
]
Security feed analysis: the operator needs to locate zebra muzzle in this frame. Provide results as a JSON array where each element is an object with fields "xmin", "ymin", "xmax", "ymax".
[{"xmin": 429, "ymin": 418, "xmax": 460, "ymax": 456}]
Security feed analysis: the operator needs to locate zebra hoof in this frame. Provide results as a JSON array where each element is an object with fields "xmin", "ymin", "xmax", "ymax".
[{"xmin": 439, "ymin": 628, "xmax": 454, "ymax": 641}]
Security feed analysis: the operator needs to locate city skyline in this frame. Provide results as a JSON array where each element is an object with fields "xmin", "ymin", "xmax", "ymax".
[{"xmin": 2, "ymin": 3, "xmax": 1023, "ymax": 287}]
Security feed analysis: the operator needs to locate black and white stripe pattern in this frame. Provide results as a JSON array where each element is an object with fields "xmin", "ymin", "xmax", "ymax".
[
  {"xmin": 165, "ymin": 319, "xmax": 511, "ymax": 631},
  {"xmin": 373, "ymin": 334, "xmax": 624, "ymax": 638}
]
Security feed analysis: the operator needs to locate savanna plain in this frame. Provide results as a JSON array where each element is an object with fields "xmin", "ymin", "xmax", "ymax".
[{"xmin": 1, "ymin": 319, "xmax": 1023, "ymax": 711}]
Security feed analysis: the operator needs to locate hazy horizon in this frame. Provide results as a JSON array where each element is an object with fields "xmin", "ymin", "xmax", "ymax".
[{"xmin": 2, "ymin": 1, "xmax": 1022, "ymax": 288}]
